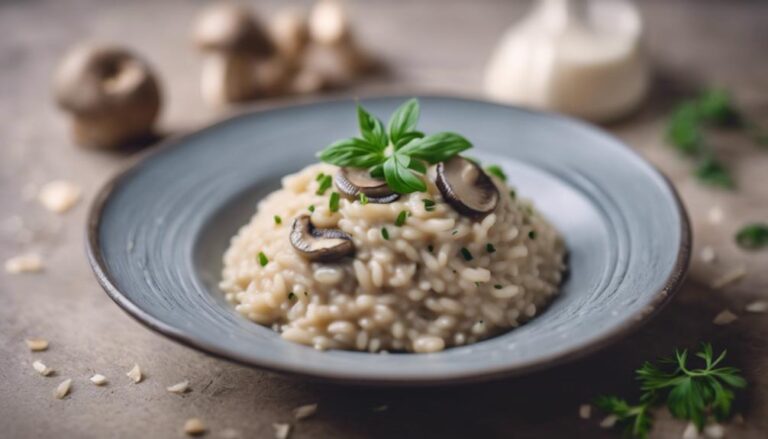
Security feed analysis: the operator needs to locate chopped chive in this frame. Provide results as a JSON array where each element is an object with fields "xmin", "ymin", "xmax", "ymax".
[
  {"xmin": 316, "ymin": 174, "xmax": 333, "ymax": 195},
  {"xmin": 485, "ymin": 165, "xmax": 507, "ymax": 182},
  {"xmin": 359, "ymin": 193, "xmax": 369, "ymax": 205},
  {"xmin": 329, "ymin": 192, "xmax": 340, "ymax": 212},
  {"xmin": 304, "ymin": 291, "xmax": 309, "ymax": 297},
  {"xmin": 528, "ymin": 230, "xmax": 537, "ymax": 239},
  {"xmin": 395, "ymin": 210, "xmax": 408, "ymax": 227},
  {"xmin": 288, "ymin": 292, "xmax": 297, "ymax": 300},
  {"xmin": 451, "ymin": 230, "xmax": 458, "ymax": 235},
  {"xmin": 494, "ymin": 284, "xmax": 502, "ymax": 289},
  {"xmin": 315, "ymin": 172, "xmax": 325, "ymax": 182},
  {"xmin": 422, "ymin": 199, "xmax": 436, "ymax": 212},
  {"xmin": 460, "ymin": 247, "xmax": 473, "ymax": 261},
  {"xmin": 258, "ymin": 252, "xmax": 269, "ymax": 267},
  {"xmin": 308, "ymin": 204, "xmax": 315, "ymax": 212},
  {"xmin": 486, "ymin": 243, "xmax": 496, "ymax": 253},
  {"xmin": 509, "ymin": 189, "xmax": 516, "ymax": 199},
  {"xmin": 427, "ymin": 245, "xmax": 434, "ymax": 253},
  {"xmin": 381, "ymin": 227, "xmax": 390, "ymax": 240},
  {"xmin": 274, "ymin": 215, "xmax": 282, "ymax": 225},
  {"xmin": 474, "ymin": 282, "xmax": 481, "ymax": 287}
]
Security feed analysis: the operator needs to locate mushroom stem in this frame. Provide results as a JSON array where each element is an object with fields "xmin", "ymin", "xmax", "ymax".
[{"xmin": 200, "ymin": 53, "xmax": 258, "ymax": 105}]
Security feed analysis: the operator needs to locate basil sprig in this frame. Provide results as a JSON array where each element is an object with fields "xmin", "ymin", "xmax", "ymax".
[{"xmin": 317, "ymin": 98, "xmax": 472, "ymax": 194}]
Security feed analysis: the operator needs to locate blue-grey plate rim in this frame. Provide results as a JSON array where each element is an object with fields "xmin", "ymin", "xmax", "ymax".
[{"xmin": 86, "ymin": 94, "xmax": 691, "ymax": 386}]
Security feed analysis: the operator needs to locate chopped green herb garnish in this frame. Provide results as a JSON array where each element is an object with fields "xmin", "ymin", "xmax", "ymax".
[
  {"xmin": 460, "ymin": 247, "xmax": 473, "ymax": 261},
  {"xmin": 422, "ymin": 198, "xmax": 436, "ymax": 212},
  {"xmin": 735, "ymin": 223, "xmax": 768, "ymax": 249},
  {"xmin": 509, "ymin": 189, "xmax": 516, "ymax": 199},
  {"xmin": 395, "ymin": 210, "xmax": 408, "ymax": 227},
  {"xmin": 528, "ymin": 230, "xmax": 537, "ymax": 239},
  {"xmin": 329, "ymin": 192, "xmax": 340, "ymax": 212},
  {"xmin": 316, "ymin": 174, "xmax": 333, "ymax": 195},
  {"xmin": 427, "ymin": 245, "xmax": 434, "ymax": 253},
  {"xmin": 359, "ymin": 193, "xmax": 369, "ymax": 205},
  {"xmin": 485, "ymin": 165, "xmax": 507, "ymax": 182},
  {"xmin": 596, "ymin": 343, "xmax": 746, "ymax": 438},
  {"xmin": 474, "ymin": 282, "xmax": 481, "ymax": 287},
  {"xmin": 308, "ymin": 204, "xmax": 315, "ymax": 212},
  {"xmin": 494, "ymin": 284, "xmax": 502, "ymax": 289},
  {"xmin": 381, "ymin": 227, "xmax": 389, "ymax": 240},
  {"xmin": 304, "ymin": 291, "xmax": 309, "ymax": 297},
  {"xmin": 695, "ymin": 157, "xmax": 734, "ymax": 189},
  {"xmin": 315, "ymin": 172, "xmax": 326, "ymax": 182},
  {"xmin": 486, "ymin": 243, "xmax": 496, "ymax": 253},
  {"xmin": 258, "ymin": 252, "xmax": 269, "ymax": 267},
  {"xmin": 288, "ymin": 292, "xmax": 297, "ymax": 300},
  {"xmin": 317, "ymin": 98, "xmax": 472, "ymax": 194},
  {"xmin": 273, "ymin": 215, "xmax": 282, "ymax": 225}
]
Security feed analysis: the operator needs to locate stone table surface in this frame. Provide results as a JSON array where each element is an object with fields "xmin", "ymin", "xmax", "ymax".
[{"xmin": 1, "ymin": 0, "xmax": 767, "ymax": 438}]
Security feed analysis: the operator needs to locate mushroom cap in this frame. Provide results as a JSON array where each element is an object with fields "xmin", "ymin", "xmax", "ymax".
[
  {"xmin": 270, "ymin": 7, "xmax": 310, "ymax": 60},
  {"xmin": 53, "ymin": 44, "xmax": 161, "ymax": 117},
  {"xmin": 194, "ymin": 3, "xmax": 274, "ymax": 56},
  {"xmin": 289, "ymin": 215, "xmax": 355, "ymax": 262},
  {"xmin": 334, "ymin": 168, "xmax": 399, "ymax": 203},
  {"xmin": 309, "ymin": 0, "xmax": 350, "ymax": 45},
  {"xmin": 435, "ymin": 156, "xmax": 500, "ymax": 218}
]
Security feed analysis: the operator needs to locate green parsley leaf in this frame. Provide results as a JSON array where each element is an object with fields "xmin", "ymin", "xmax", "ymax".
[
  {"xmin": 383, "ymin": 153, "xmax": 427, "ymax": 194},
  {"xmin": 388, "ymin": 98, "xmax": 420, "ymax": 146},
  {"xmin": 395, "ymin": 210, "xmax": 408, "ymax": 227},
  {"xmin": 486, "ymin": 243, "xmax": 496, "ymax": 253},
  {"xmin": 666, "ymin": 102, "xmax": 704, "ymax": 156},
  {"xmin": 288, "ymin": 292, "xmax": 297, "ymax": 301},
  {"xmin": 696, "ymin": 89, "xmax": 741, "ymax": 127},
  {"xmin": 359, "ymin": 193, "xmax": 369, "ymax": 205},
  {"xmin": 695, "ymin": 157, "xmax": 734, "ymax": 189},
  {"xmin": 357, "ymin": 103, "xmax": 388, "ymax": 148},
  {"xmin": 258, "ymin": 252, "xmax": 269, "ymax": 267},
  {"xmin": 528, "ymin": 230, "xmax": 537, "ymax": 240},
  {"xmin": 427, "ymin": 245, "xmax": 434, "ymax": 253},
  {"xmin": 399, "ymin": 132, "xmax": 472, "ymax": 164},
  {"xmin": 594, "ymin": 396, "xmax": 653, "ymax": 439},
  {"xmin": 274, "ymin": 215, "xmax": 282, "ymax": 225},
  {"xmin": 485, "ymin": 165, "xmax": 507, "ymax": 182},
  {"xmin": 494, "ymin": 284, "xmax": 502, "ymax": 289},
  {"xmin": 316, "ymin": 174, "xmax": 333, "ymax": 195},
  {"xmin": 422, "ymin": 199, "xmax": 436, "ymax": 212},
  {"xmin": 460, "ymin": 247, "xmax": 473, "ymax": 261},
  {"xmin": 315, "ymin": 172, "xmax": 325, "ymax": 181},
  {"xmin": 735, "ymin": 223, "xmax": 768, "ymax": 250},
  {"xmin": 317, "ymin": 138, "xmax": 385, "ymax": 168},
  {"xmin": 509, "ymin": 189, "xmax": 516, "ymax": 199},
  {"xmin": 308, "ymin": 205, "xmax": 315, "ymax": 212},
  {"xmin": 329, "ymin": 192, "xmax": 340, "ymax": 212},
  {"xmin": 381, "ymin": 227, "xmax": 389, "ymax": 240}
]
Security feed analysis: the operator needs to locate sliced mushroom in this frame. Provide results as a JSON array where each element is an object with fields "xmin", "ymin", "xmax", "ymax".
[
  {"xmin": 53, "ymin": 44, "xmax": 161, "ymax": 149},
  {"xmin": 290, "ymin": 215, "xmax": 354, "ymax": 262},
  {"xmin": 334, "ymin": 168, "xmax": 399, "ymax": 203},
  {"xmin": 435, "ymin": 156, "xmax": 499, "ymax": 218}
]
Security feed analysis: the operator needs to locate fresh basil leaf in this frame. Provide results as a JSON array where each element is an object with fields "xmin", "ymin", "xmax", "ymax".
[
  {"xmin": 369, "ymin": 163, "xmax": 384, "ymax": 179},
  {"xmin": 383, "ymin": 153, "xmax": 426, "ymax": 193},
  {"xmin": 388, "ymin": 98, "xmax": 420, "ymax": 146},
  {"xmin": 408, "ymin": 158, "xmax": 427, "ymax": 174},
  {"xmin": 694, "ymin": 157, "xmax": 734, "ymax": 189},
  {"xmin": 399, "ymin": 132, "xmax": 472, "ymax": 164},
  {"xmin": 735, "ymin": 223, "xmax": 768, "ymax": 250},
  {"xmin": 357, "ymin": 104, "xmax": 388, "ymax": 148},
  {"xmin": 485, "ymin": 165, "xmax": 507, "ymax": 182},
  {"xmin": 393, "ymin": 131, "xmax": 425, "ymax": 149},
  {"xmin": 317, "ymin": 138, "xmax": 385, "ymax": 168}
]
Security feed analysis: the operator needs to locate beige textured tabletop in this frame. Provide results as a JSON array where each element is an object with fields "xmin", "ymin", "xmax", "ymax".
[{"xmin": 1, "ymin": 0, "xmax": 767, "ymax": 438}]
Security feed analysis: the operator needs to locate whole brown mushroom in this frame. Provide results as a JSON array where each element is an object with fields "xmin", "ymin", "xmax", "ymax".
[
  {"xmin": 53, "ymin": 44, "xmax": 161, "ymax": 149},
  {"xmin": 194, "ymin": 2, "xmax": 282, "ymax": 105}
]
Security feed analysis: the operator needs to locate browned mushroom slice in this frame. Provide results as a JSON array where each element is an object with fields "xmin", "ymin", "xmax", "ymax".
[
  {"xmin": 334, "ymin": 168, "xmax": 399, "ymax": 203},
  {"xmin": 435, "ymin": 156, "xmax": 499, "ymax": 218},
  {"xmin": 290, "ymin": 215, "xmax": 354, "ymax": 262}
]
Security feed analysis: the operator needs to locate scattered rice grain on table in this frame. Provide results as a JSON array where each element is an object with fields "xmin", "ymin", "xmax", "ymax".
[
  {"xmin": 183, "ymin": 418, "xmax": 206, "ymax": 436},
  {"xmin": 745, "ymin": 301, "xmax": 768, "ymax": 313},
  {"xmin": 38, "ymin": 180, "xmax": 82, "ymax": 213},
  {"xmin": 126, "ymin": 364, "xmax": 142, "ymax": 383},
  {"xmin": 90, "ymin": 374, "xmax": 107, "ymax": 385},
  {"xmin": 273, "ymin": 423, "xmax": 291, "ymax": 439},
  {"xmin": 32, "ymin": 360, "xmax": 53, "ymax": 376},
  {"xmin": 25, "ymin": 338, "xmax": 49, "ymax": 351},
  {"xmin": 578, "ymin": 404, "xmax": 591, "ymax": 419},
  {"xmin": 167, "ymin": 380, "xmax": 190, "ymax": 394},
  {"xmin": 5, "ymin": 253, "xmax": 43, "ymax": 274},
  {"xmin": 710, "ymin": 267, "xmax": 746, "ymax": 289},
  {"xmin": 600, "ymin": 415, "xmax": 618, "ymax": 428},
  {"xmin": 55, "ymin": 378, "xmax": 72, "ymax": 399},
  {"xmin": 293, "ymin": 403, "xmax": 318, "ymax": 420},
  {"xmin": 713, "ymin": 309, "xmax": 738, "ymax": 325}
]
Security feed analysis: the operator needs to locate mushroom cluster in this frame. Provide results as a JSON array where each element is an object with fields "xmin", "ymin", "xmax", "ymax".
[
  {"xmin": 53, "ymin": 44, "xmax": 162, "ymax": 149},
  {"xmin": 193, "ymin": 0, "xmax": 374, "ymax": 106}
]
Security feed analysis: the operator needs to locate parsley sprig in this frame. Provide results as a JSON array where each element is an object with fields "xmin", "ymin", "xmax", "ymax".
[
  {"xmin": 596, "ymin": 343, "xmax": 746, "ymax": 438},
  {"xmin": 318, "ymin": 99, "xmax": 472, "ymax": 194},
  {"xmin": 666, "ymin": 89, "xmax": 767, "ymax": 189}
]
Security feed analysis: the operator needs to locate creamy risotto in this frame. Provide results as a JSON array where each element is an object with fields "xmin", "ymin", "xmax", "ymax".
[{"xmin": 219, "ymin": 162, "xmax": 566, "ymax": 353}]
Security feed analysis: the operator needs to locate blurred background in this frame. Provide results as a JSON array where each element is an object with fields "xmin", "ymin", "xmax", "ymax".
[{"xmin": 1, "ymin": 0, "xmax": 767, "ymax": 438}]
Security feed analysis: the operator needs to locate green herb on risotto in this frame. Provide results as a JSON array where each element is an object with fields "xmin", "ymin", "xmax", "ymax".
[
  {"xmin": 509, "ymin": 189, "xmax": 516, "ymax": 199},
  {"xmin": 359, "ymin": 193, "xmax": 369, "ymax": 205},
  {"xmin": 273, "ymin": 215, "xmax": 282, "ymax": 225},
  {"xmin": 735, "ymin": 223, "xmax": 768, "ymax": 249},
  {"xmin": 529, "ymin": 230, "xmax": 537, "ymax": 239},
  {"xmin": 315, "ymin": 172, "xmax": 326, "ymax": 182},
  {"xmin": 316, "ymin": 174, "xmax": 333, "ymax": 195},
  {"xmin": 427, "ymin": 244, "xmax": 434, "ymax": 253},
  {"xmin": 494, "ymin": 284, "xmax": 502, "ymax": 289},
  {"xmin": 485, "ymin": 165, "xmax": 507, "ymax": 182},
  {"xmin": 381, "ymin": 227, "xmax": 390, "ymax": 240},
  {"xmin": 460, "ymin": 247, "xmax": 473, "ymax": 261},
  {"xmin": 422, "ymin": 198, "xmax": 436, "ymax": 212},
  {"xmin": 451, "ymin": 230, "xmax": 458, "ymax": 236},
  {"xmin": 486, "ymin": 243, "xmax": 496, "ymax": 253},
  {"xmin": 288, "ymin": 292, "xmax": 297, "ymax": 301},
  {"xmin": 329, "ymin": 192, "xmax": 340, "ymax": 212},
  {"xmin": 258, "ymin": 252, "xmax": 269, "ymax": 267},
  {"xmin": 395, "ymin": 210, "xmax": 408, "ymax": 227},
  {"xmin": 317, "ymin": 98, "xmax": 473, "ymax": 194},
  {"xmin": 474, "ymin": 282, "xmax": 481, "ymax": 287},
  {"xmin": 308, "ymin": 204, "xmax": 315, "ymax": 212}
]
